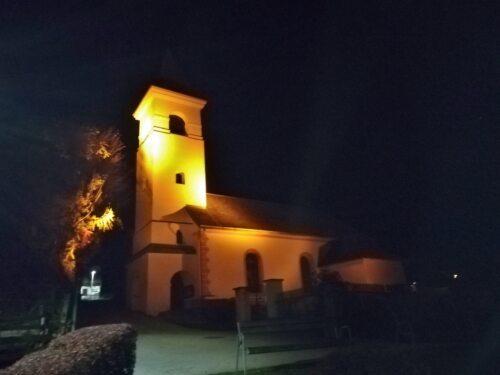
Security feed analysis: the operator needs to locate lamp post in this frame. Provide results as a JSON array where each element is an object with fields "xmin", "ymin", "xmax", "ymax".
[{"xmin": 90, "ymin": 270, "xmax": 96, "ymax": 288}]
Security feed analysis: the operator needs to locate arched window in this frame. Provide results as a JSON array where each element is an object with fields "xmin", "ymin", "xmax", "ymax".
[
  {"xmin": 169, "ymin": 115, "xmax": 187, "ymax": 135},
  {"xmin": 245, "ymin": 252, "xmax": 262, "ymax": 293},
  {"xmin": 300, "ymin": 255, "xmax": 313, "ymax": 293},
  {"xmin": 176, "ymin": 230, "xmax": 183, "ymax": 245}
]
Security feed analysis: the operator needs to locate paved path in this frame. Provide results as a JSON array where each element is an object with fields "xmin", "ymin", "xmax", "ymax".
[{"xmin": 125, "ymin": 313, "xmax": 332, "ymax": 375}]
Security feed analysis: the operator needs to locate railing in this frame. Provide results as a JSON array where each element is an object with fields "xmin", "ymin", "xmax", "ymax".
[
  {"xmin": 274, "ymin": 283, "xmax": 409, "ymax": 320},
  {"xmin": 248, "ymin": 292, "xmax": 267, "ymax": 320},
  {"xmin": 276, "ymin": 289, "xmax": 318, "ymax": 318},
  {"xmin": 235, "ymin": 281, "xmax": 412, "ymax": 323}
]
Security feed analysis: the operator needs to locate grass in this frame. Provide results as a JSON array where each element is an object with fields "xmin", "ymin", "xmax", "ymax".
[{"xmin": 209, "ymin": 359, "xmax": 317, "ymax": 375}]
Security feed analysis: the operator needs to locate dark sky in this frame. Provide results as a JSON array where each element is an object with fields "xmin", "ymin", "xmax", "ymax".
[{"xmin": 1, "ymin": 1, "xmax": 499, "ymax": 283}]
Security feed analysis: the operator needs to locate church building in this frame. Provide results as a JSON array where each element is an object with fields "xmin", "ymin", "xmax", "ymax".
[{"xmin": 126, "ymin": 85, "xmax": 405, "ymax": 316}]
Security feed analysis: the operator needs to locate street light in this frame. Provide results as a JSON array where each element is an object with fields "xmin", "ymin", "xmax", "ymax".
[{"xmin": 90, "ymin": 270, "xmax": 96, "ymax": 288}]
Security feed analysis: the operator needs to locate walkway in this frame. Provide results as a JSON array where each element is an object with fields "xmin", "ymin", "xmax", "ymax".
[{"xmin": 124, "ymin": 313, "xmax": 331, "ymax": 375}]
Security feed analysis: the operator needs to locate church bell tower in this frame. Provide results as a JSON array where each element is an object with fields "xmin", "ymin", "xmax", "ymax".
[{"xmin": 132, "ymin": 86, "xmax": 207, "ymax": 253}]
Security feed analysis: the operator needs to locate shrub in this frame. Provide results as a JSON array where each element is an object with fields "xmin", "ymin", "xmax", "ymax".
[{"xmin": 0, "ymin": 323, "xmax": 136, "ymax": 375}]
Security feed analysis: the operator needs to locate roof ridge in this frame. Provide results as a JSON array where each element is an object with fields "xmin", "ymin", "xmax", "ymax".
[{"xmin": 206, "ymin": 192, "xmax": 304, "ymax": 210}]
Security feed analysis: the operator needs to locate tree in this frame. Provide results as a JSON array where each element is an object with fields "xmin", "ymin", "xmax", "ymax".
[
  {"xmin": 0, "ymin": 122, "xmax": 126, "ymax": 305},
  {"xmin": 59, "ymin": 128, "xmax": 125, "ymax": 281}
]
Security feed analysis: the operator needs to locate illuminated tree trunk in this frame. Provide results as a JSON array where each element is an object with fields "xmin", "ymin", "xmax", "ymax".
[{"xmin": 61, "ymin": 175, "xmax": 118, "ymax": 280}]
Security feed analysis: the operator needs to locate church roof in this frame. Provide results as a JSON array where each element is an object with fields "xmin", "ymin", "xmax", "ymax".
[{"xmin": 183, "ymin": 193, "xmax": 338, "ymax": 238}]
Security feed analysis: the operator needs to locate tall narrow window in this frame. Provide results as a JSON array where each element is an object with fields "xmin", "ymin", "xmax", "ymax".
[
  {"xmin": 175, "ymin": 173, "xmax": 185, "ymax": 184},
  {"xmin": 245, "ymin": 252, "xmax": 262, "ymax": 292},
  {"xmin": 169, "ymin": 115, "xmax": 187, "ymax": 135},
  {"xmin": 300, "ymin": 255, "xmax": 313, "ymax": 293},
  {"xmin": 176, "ymin": 230, "xmax": 183, "ymax": 245}
]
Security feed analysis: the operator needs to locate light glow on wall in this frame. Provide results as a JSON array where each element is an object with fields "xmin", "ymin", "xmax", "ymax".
[
  {"xmin": 138, "ymin": 121, "xmax": 207, "ymax": 212},
  {"xmin": 139, "ymin": 117, "xmax": 153, "ymax": 143},
  {"xmin": 148, "ymin": 131, "xmax": 161, "ymax": 160}
]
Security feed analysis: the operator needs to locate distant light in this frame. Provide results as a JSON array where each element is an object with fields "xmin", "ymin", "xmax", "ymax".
[
  {"xmin": 412, "ymin": 281, "xmax": 417, "ymax": 285},
  {"xmin": 453, "ymin": 274, "xmax": 458, "ymax": 279}
]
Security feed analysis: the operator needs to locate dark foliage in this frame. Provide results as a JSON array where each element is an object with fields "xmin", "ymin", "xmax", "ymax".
[
  {"xmin": 0, "ymin": 125, "xmax": 127, "ymax": 295},
  {"xmin": 316, "ymin": 343, "xmax": 486, "ymax": 375},
  {"xmin": 0, "ymin": 323, "xmax": 136, "ymax": 375}
]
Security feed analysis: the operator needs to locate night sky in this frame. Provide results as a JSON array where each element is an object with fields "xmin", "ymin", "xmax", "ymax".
[{"xmin": 1, "ymin": 1, "xmax": 499, "ymax": 287}]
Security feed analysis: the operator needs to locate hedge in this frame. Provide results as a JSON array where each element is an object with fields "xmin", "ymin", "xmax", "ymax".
[{"xmin": 0, "ymin": 323, "xmax": 137, "ymax": 375}]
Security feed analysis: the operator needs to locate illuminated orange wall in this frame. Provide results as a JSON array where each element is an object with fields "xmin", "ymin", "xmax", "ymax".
[
  {"xmin": 203, "ymin": 228, "xmax": 328, "ymax": 298},
  {"xmin": 180, "ymin": 223, "xmax": 201, "ymax": 298},
  {"xmin": 364, "ymin": 258, "xmax": 406, "ymax": 284},
  {"xmin": 146, "ymin": 253, "xmax": 183, "ymax": 315},
  {"xmin": 133, "ymin": 225, "xmax": 328, "ymax": 314},
  {"xmin": 325, "ymin": 258, "xmax": 406, "ymax": 285},
  {"xmin": 129, "ymin": 220, "xmax": 202, "ymax": 316},
  {"xmin": 134, "ymin": 220, "xmax": 199, "ymax": 258},
  {"xmin": 144, "ymin": 131, "xmax": 207, "ymax": 218}
]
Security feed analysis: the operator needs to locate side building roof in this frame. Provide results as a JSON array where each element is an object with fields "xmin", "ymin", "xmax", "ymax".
[{"xmin": 317, "ymin": 240, "xmax": 399, "ymax": 267}]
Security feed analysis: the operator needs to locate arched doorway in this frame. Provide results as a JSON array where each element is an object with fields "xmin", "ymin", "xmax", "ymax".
[{"xmin": 170, "ymin": 271, "xmax": 194, "ymax": 310}]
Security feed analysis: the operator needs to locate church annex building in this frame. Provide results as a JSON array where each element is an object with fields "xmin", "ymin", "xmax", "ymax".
[{"xmin": 126, "ymin": 86, "xmax": 405, "ymax": 316}]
